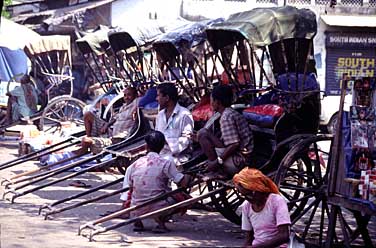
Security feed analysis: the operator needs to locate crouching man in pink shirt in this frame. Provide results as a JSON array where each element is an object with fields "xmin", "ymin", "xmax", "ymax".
[{"xmin": 120, "ymin": 130, "xmax": 191, "ymax": 233}]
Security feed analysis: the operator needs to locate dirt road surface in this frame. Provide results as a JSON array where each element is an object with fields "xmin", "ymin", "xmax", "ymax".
[{"xmin": 0, "ymin": 138, "xmax": 244, "ymax": 248}]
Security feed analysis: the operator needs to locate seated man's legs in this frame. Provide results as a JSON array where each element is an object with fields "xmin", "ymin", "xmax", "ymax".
[
  {"xmin": 197, "ymin": 128, "xmax": 223, "ymax": 161},
  {"xmin": 72, "ymin": 136, "xmax": 94, "ymax": 156},
  {"xmin": 73, "ymin": 136, "xmax": 113, "ymax": 156},
  {"xmin": 152, "ymin": 192, "xmax": 191, "ymax": 233},
  {"xmin": 6, "ymin": 96, "xmax": 17, "ymax": 124},
  {"xmin": 198, "ymin": 128, "xmax": 244, "ymax": 176},
  {"xmin": 83, "ymin": 111, "xmax": 95, "ymax": 137},
  {"xmin": 215, "ymin": 148, "xmax": 242, "ymax": 175}
]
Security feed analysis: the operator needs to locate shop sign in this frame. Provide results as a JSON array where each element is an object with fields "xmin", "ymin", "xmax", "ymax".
[
  {"xmin": 326, "ymin": 33, "xmax": 376, "ymax": 48},
  {"xmin": 326, "ymin": 49, "xmax": 376, "ymax": 95}
]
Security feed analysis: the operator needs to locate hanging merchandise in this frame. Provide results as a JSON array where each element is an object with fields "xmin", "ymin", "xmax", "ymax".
[{"xmin": 346, "ymin": 77, "xmax": 376, "ymax": 204}]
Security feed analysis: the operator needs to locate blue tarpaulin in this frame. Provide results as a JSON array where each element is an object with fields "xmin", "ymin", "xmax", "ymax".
[{"xmin": 0, "ymin": 47, "xmax": 28, "ymax": 82}]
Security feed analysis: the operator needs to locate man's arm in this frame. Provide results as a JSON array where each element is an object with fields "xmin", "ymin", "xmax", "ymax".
[
  {"xmin": 251, "ymin": 224, "xmax": 290, "ymax": 248},
  {"xmin": 177, "ymin": 174, "xmax": 192, "ymax": 188},
  {"xmin": 220, "ymin": 142, "xmax": 239, "ymax": 161},
  {"xmin": 244, "ymin": 230, "xmax": 254, "ymax": 247},
  {"xmin": 173, "ymin": 113, "xmax": 194, "ymax": 155}
]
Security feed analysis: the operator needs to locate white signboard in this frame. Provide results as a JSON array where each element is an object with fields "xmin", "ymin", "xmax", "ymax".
[{"xmin": 0, "ymin": 81, "xmax": 19, "ymax": 107}]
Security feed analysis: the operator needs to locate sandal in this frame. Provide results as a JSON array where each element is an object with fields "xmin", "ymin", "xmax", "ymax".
[
  {"xmin": 69, "ymin": 180, "xmax": 91, "ymax": 188},
  {"xmin": 99, "ymin": 210, "xmax": 115, "ymax": 217}
]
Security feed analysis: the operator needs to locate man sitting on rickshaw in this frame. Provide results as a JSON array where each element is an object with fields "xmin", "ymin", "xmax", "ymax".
[
  {"xmin": 198, "ymin": 84, "xmax": 253, "ymax": 177},
  {"xmin": 76, "ymin": 86, "xmax": 138, "ymax": 155},
  {"xmin": 5, "ymin": 74, "xmax": 38, "ymax": 124},
  {"xmin": 155, "ymin": 82, "xmax": 194, "ymax": 165},
  {"xmin": 120, "ymin": 82, "xmax": 194, "ymax": 214}
]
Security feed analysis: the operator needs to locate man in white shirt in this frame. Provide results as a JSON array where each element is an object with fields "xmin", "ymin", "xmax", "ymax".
[{"xmin": 155, "ymin": 83, "xmax": 194, "ymax": 165}]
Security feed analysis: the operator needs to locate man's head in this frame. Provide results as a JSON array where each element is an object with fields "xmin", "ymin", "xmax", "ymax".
[
  {"xmin": 123, "ymin": 86, "xmax": 137, "ymax": 105},
  {"xmin": 210, "ymin": 84, "xmax": 233, "ymax": 111},
  {"xmin": 156, "ymin": 83, "xmax": 178, "ymax": 110},
  {"xmin": 20, "ymin": 74, "xmax": 31, "ymax": 84},
  {"xmin": 145, "ymin": 130, "xmax": 166, "ymax": 153},
  {"xmin": 233, "ymin": 168, "xmax": 279, "ymax": 204}
]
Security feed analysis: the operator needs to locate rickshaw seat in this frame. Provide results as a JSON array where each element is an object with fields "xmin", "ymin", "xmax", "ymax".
[
  {"xmin": 276, "ymin": 73, "xmax": 319, "ymax": 91},
  {"xmin": 243, "ymin": 73, "xmax": 319, "ymax": 124},
  {"xmin": 243, "ymin": 104, "xmax": 283, "ymax": 128}
]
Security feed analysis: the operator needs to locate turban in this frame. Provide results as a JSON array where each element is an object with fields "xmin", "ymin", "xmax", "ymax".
[{"xmin": 233, "ymin": 168, "xmax": 279, "ymax": 194}]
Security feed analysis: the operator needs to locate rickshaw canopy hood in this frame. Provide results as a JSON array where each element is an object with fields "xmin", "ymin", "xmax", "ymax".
[
  {"xmin": 206, "ymin": 6, "xmax": 317, "ymax": 50},
  {"xmin": 76, "ymin": 25, "xmax": 111, "ymax": 56},
  {"xmin": 109, "ymin": 21, "xmax": 164, "ymax": 52},
  {"xmin": 24, "ymin": 35, "xmax": 72, "ymax": 65},
  {"xmin": 153, "ymin": 18, "xmax": 223, "ymax": 61}
]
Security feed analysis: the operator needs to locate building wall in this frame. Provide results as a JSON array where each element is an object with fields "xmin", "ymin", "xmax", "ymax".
[
  {"xmin": 111, "ymin": 0, "xmax": 182, "ymax": 27},
  {"xmin": 179, "ymin": 0, "xmax": 376, "ymax": 89},
  {"xmin": 110, "ymin": 0, "xmax": 375, "ymax": 93}
]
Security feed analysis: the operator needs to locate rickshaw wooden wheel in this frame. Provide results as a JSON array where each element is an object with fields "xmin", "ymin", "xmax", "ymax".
[
  {"xmin": 206, "ymin": 180, "xmax": 244, "ymax": 225},
  {"xmin": 274, "ymin": 134, "xmax": 333, "ymax": 246},
  {"xmin": 39, "ymin": 96, "xmax": 85, "ymax": 133}
]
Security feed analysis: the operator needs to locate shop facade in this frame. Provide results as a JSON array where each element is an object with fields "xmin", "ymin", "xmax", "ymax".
[{"xmin": 325, "ymin": 32, "xmax": 376, "ymax": 95}]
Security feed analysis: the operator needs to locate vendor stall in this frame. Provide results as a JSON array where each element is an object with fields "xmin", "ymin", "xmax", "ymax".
[{"xmin": 326, "ymin": 74, "xmax": 376, "ymax": 247}]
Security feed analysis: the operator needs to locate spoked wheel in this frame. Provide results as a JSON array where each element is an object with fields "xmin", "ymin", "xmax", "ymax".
[
  {"xmin": 274, "ymin": 134, "xmax": 333, "ymax": 246},
  {"xmin": 40, "ymin": 96, "xmax": 85, "ymax": 133},
  {"xmin": 207, "ymin": 180, "xmax": 244, "ymax": 225},
  {"xmin": 325, "ymin": 206, "xmax": 375, "ymax": 247}
]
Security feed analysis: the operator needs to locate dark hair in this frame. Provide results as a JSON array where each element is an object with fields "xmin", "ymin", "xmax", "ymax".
[
  {"xmin": 20, "ymin": 74, "xmax": 31, "ymax": 84},
  {"xmin": 157, "ymin": 83, "xmax": 178, "ymax": 103},
  {"xmin": 211, "ymin": 84, "xmax": 233, "ymax": 107},
  {"xmin": 124, "ymin": 86, "xmax": 137, "ymax": 97},
  {"xmin": 145, "ymin": 131, "xmax": 166, "ymax": 153}
]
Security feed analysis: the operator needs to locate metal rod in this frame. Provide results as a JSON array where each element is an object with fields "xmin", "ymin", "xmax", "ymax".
[
  {"xmin": 10, "ymin": 153, "xmax": 104, "ymax": 191},
  {"xmin": 88, "ymin": 187, "xmax": 226, "ymax": 241},
  {"xmin": 44, "ymin": 185, "xmax": 128, "ymax": 219},
  {"xmin": 79, "ymin": 179, "xmax": 204, "ymax": 234},
  {"xmin": 301, "ymin": 41, "xmax": 312, "ymax": 91},
  {"xmin": 259, "ymin": 48, "xmax": 265, "ymax": 89},
  {"xmin": 8, "ymin": 158, "xmax": 111, "ymax": 203},
  {"xmin": 0, "ymin": 138, "xmax": 76, "ymax": 171},
  {"xmin": 39, "ymin": 177, "xmax": 124, "ymax": 215},
  {"xmin": 328, "ymin": 74, "xmax": 348, "ymax": 195},
  {"xmin": 6, "ymin": 152, "xmax": 89, "ymax": 187}
]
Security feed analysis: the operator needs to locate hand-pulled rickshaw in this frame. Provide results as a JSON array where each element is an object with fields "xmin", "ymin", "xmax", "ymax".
[
  {"xmin": 1, "ymin": 6, "xmax": 374, "ymax": 247},
  {"xmin": 77, "ymin": 6, "xmax": 332, "ymax": 243},
  {"xmin": 0, "ymin": 27, "xmax": 154, "ymax": 203},
  {"xmin": 0, "ymin": 35, "xmax": 86, "ymax": 133}
]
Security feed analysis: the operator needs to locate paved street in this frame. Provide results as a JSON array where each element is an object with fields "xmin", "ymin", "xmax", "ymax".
[
  {"xmin": 0, "ymin": 138, "xmax": 243, "ymax": 248},
  {"xmin": 1, "ymin": 137, "xmax": 375, "ymax": 248}
]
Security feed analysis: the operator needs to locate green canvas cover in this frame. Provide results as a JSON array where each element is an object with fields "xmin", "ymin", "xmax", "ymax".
[
  {"xmin": 76, "ymin": 25, "xmax": 111, "ymax": 55},
  {"xmin": 206, "ymin": 6, "xmax": 317, "ymax": 50}
]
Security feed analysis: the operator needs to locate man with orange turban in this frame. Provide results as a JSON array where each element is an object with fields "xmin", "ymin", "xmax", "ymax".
[{"xmin": 233, "ymin": 168, "xmax": 290, "ymax": 248}]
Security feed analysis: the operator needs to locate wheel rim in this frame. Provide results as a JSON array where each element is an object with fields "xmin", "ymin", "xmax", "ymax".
[
  {"xmin": 328, "ymin": 114, "xmax": 338, "ymax": 134},
  {"xmin": 206, "ymin": 180, "xmax": 244, "ymax": 225},
  {"xmin": 40, "ymin": 97, "xmax": 84, "ymax": 133},
  {"xmin": 275, "ymin": 135, "xmax": 333, "ymax": 245}
]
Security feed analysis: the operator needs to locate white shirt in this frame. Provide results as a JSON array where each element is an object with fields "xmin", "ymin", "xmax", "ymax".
[{"xmin": 155, "ymin": 103, "xmax": 194, "ymax": 156}]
